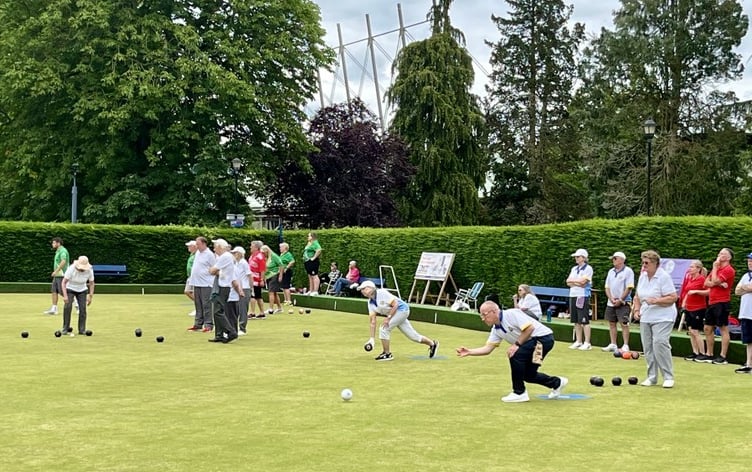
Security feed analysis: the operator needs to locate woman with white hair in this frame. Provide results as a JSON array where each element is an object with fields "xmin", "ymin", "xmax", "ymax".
[{"xmin": 357, "ymin": 280, "xmax": 438, "ymax": 361}]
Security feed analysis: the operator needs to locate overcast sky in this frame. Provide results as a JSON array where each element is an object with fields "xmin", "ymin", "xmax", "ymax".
[{"xmin": 309, "ymin": 0, "xmax": 752, "ymax": 120}]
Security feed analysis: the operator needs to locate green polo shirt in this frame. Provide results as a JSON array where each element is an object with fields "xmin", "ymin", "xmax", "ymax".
[{"xmin": 53, "ymin": 246, "xmax": 70, "ymax": 277}]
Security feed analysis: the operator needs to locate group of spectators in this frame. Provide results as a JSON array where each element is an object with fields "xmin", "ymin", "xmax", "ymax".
[{"xmin": 486, "ymin": 246, "xmax": 752, "ymax": 401}]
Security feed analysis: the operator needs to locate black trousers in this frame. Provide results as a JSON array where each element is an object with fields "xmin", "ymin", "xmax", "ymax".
[
  {"xmin": 211, "ymin": 287, "xmax": 237, "ymax": 339},
  {"xmin": 509, "ymin": 334, "xmax": 560, "ymax": 394}
]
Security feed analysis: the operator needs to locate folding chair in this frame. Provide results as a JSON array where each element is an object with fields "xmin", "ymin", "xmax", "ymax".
[{"xmin": 455, "ymin": 282, "xmax": 484, "ymax": 311}]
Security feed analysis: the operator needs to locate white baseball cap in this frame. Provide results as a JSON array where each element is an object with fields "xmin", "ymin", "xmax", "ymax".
[
  {"xmin": 230, "ymin": 246, "xmax": 246, "ymax": 255},
  {"xmin": 610, "ymin": 251, "xmax": 626, "ymax": 260},
  {"xmin": 185, "ymin": 240, "xmax": 197, "ymax": 246},
  {"xmin": 357, "ymin": 280, "xmax": 376, "ymax": 291},
  {"xmin": 571, "ymin": 249, "xmax": 589, "ymax": 258}
]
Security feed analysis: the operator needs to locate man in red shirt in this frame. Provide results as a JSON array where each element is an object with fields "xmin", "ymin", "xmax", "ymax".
[
  {"xmin": 698, "ymin": 248, "xmax": 736, "ymax": 364},
  {"xmin": 248, "ymin": 240, "xmax": 267, "ymax": 320}
]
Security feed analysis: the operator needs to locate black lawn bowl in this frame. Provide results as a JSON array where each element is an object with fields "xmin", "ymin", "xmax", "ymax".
[
  {"xmin": 134, "ymin": 328, "xmax": 143, "ymax": 337},
  {"xmin": 21, "ymin": 331, "xmax": 29, "ymax": 339},
  {"xmin": 85, "ymin": 330, "xmax": 93, "ymax": 336},
  {"xmin": 628, "ymin": 376, "xmax": 639, "ymax": 385},
  {"xmin": 611, "ymin": 376, "xmax": 622, "ymax": 386},
  {"xmin": 592, "ymin": 377, "xmax": 605, "ymax": 387},
  {"xmin": 156, "ymin": 336, "xmax": 164, "ymax": 343},
  {"xmin": 303, "ymin": 331, "xmax": 310, "ymax": 338},
  {"xmin": 54, "ymin": 330, "xmax": 62, "ymax": 338}
]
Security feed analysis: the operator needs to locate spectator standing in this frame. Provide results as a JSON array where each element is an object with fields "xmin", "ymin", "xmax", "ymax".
[
  {"xmin": 188, "ymin": 236, "xmax": 216, "ymax": 333},
  {"xmin": 679, "ymin": 260, "xmax": 709, "ymax": 361},
  {"xmin": 513, "ymin": 284, "xmax": 542, "ymax": 320},
  {"xmin": 602, "ymin": 252, "xmax": 635, "ymax": 353},
  {"xmin": 208, "ymin": 238, "xmax": 238, "ymax": 343},
  {"xmin": 456, "ymin": 302, "xmax": 568, "ymax": 403},
  {"xmin": 248, "ymin": 241, "xmax": 266, "ymax": 319},
  {"xmin": 357, "ymin": 280, "xmax": 438, "ymax": 361},
  {"xmin": 698, "ymin": 248, "xmax": 736, "ymax": 365},
  {"xmin": 262, "ymin": 245, "xmax": 284, "ymax": 314},
  {"xmin": 279, "ymin": 242, "xmax": 295, "ymax": 305},
  {"xmin": 231, "ymin": 246, "xmax": 251, "ymax": 335},
  {"xmin": 44, "ymin": 237, "xmax": 70, "ymax": 315},
  {"xmin": 334, "ymin": 260, "xmax": 361, "ymax": 296},
  {"xmin": 303, "ymin": 232, "xmax": 322, "ymax": 295},
  {"xmin": 566, "ymin": 248, "xmax": 594, "ymax": 350},
  {"xmin": 632, "ymin": 250, "xmax": 678, "ymax": 388},
  {"xmin": 734, "ymin": 253, "xmax": 752, "ymax": 373},
  {"xmin": 61, "ymin": 255, "xmax": 95, "ymax": 336},
  {"xmin": 184, "ymin": 240, "xmax": 197, "ymax": 317}
]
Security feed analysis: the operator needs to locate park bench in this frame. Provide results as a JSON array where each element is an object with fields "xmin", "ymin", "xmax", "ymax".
[
  {"xmin": 92, "ymin": 264, "xmax": 128, "ymax": 278},
  {"xmin": 529, "ymin": 285, "xmax": 599, "ymax": 320}
]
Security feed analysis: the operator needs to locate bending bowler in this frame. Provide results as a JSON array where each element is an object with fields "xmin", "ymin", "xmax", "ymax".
[
  {"xmin": 357, "ymin": 280, "xmax": 438, "ymax": 361},
  {"xmin": 456, "ymin": 301, "xmax": 568, "ymax": 403}
]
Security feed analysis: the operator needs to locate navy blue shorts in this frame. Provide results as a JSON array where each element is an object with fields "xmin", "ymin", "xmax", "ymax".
[{"xmin": 741, "ymin": 319, "xmax": 752, "ymax": 344}]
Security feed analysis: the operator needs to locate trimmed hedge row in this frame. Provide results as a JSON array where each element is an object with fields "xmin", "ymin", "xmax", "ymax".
[{"xmin": 3, "ymin": 217, "xmax": 752, "ymax": 310}]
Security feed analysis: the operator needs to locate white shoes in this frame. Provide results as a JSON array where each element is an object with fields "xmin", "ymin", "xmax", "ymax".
[
  {"xmin": 621, "ymin": 344, "xmax": 630, "ymax": 352},
  {"xmin": 309, "ymin": 291, "xmax": 319, "ymax": 296},
  {"xmin": 578, "ymin": 342, "xmax": 592, "ymax": 351},
  {"xmin": 601, "ymin": 343, "xmax": 617, "ymax": 352},
  {"xmin": 188, "ymin": 310, "xmax": 196, "ymax": 317},
  {"xmin": 662, "ymin": 379, "xmax": 674, "ymax": 388},
  {"xmin": 569, "ymin": 341, "xmax": 583, "ymax": 350},
  {"xmin": 548, "ymin": 377, "xmax": 568, "ymax": 399},
  {"xmin": 640, "ymin": 379, "xmax": 657, "ymax": 387},
  {"xmin": 43, "ymin": 308, "xmax": 57, "ymax": 315},
  {"xmin": 501, "ymin": 391, "xmax": 530, "ymax": 403},
  {"xmin": 237, "ymin": 330, "xmax": 247, "ymax": 336}
]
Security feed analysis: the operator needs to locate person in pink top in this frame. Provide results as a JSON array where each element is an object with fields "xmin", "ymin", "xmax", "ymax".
[
  {"xmin": 333, "ymin": 260, "xmax": 361, "ymax": 296},
  {"xmin": 698, "ymin": 248, "xmax": 736, "ymax": 364},
  {"xmin": 679, "ymin": 260, "xmax": 709, "ymax": 361}
]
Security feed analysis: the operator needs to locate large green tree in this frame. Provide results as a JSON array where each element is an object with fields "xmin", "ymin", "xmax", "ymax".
[
  {"xmin": 573, "ymin": 0, "xmax": 748, "ymax": 217},
  {"xmin": 484, "ymin": 0, "xmax": 585, "ymax": 225},
  {"xmin": 386, "ymin": 0, "xmax": 487, "ymax": 227},
  {"xmin": 0, "ymin": 0, "xmax": 332, "ymax": 224}
]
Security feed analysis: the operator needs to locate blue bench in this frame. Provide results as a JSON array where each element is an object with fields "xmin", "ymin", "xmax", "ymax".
[
  {"xmin": 93, "ymin": 264, "xmax": 128, "ymax": 277},
  {"xmin": 335, "ymin": 276, "xmax": 385, "ymax": 297},
  {"xmin": 530, "ymin": 285, "xmax": 599, "ymax": 319},
  {"xmin": 529, "ymin": 286, "xmax": 570, "ymax": 311}
]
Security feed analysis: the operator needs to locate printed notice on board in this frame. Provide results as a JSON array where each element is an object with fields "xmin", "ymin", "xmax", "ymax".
[{"xmin": 414, "ymin": 252, "xmax": 454, "ymax": 281}]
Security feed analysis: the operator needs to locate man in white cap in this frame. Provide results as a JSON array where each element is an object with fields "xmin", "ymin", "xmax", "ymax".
[
  {"xmin": 208, "ymin": 238, "xmax": 239, "ymax": 343},
  {"xmin": 357, "ymin": 280, "xmax": 438, "ymax": 361},
  {"xmin": 566, "ymin": 248, "xmax": 594, "ymax": 350},
  {"xmin": 184, "ymin": 240, "xmax": 198, "ymax": 317},
  {"xmin": 602, "ymin": 251, "xmax": 635, "ymax": 352}
]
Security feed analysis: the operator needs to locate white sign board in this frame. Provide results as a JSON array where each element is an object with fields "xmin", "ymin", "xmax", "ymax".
[{"xmin": 414, "ymin": 252, "xmax": 454, "ymax": 281}]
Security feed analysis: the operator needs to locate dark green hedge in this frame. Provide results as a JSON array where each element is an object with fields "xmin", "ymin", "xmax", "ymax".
[{"xmin": 4, "ymin": 217, "xmax": 752, "ymax": 307}]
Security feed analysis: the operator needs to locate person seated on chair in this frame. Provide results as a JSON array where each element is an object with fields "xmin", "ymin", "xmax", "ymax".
[
  {"xmin": 319, "ymin": 262, "xmax": 340, "ymax": 290},
  {"xmin": 513, "ymin": 284, "xmax": 542, "ymax": 320},
  {"xmin": 334, "ymin": 260, "xmax": 361, "ymax": 296}
]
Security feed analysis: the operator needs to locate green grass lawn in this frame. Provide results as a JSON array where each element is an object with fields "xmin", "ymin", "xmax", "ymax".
[{"xmin": 2, "ymin": 294, "xmax": 751, "ymax": 471}]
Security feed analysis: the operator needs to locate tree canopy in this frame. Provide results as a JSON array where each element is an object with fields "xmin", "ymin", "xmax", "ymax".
[
  {"xmin": 0, "ymin": 0, "xmax": 332, "ymax": 224},
  {"xmin": 387, "ymin": 0, "xmax": 488, "ymax": 227},
  {"xmin": 263, "ymin": 99, "xmax": 413, "ymax": 228}
]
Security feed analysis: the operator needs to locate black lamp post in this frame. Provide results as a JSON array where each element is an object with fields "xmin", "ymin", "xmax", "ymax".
[
  {"xmin": 71, "ymin": 162, "xmax": 79, "ymax": 223},
  {"xmin": 231, "ymin": 158, "xmax": 241, "ymax": 216},
  {"xmin": 643, "ymin": 118, "xmax": 656, "ymax": 216}
]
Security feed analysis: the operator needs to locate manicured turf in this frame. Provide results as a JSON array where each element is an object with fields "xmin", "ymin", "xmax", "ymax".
[{"xmin": 2, "ymin": 294, "xmax": 751, "ymax": 471}]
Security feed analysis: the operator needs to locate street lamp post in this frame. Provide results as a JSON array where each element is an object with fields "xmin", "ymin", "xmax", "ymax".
[
  {"xmin": 643, "ymin": 118, "xmax": 656, "ymax": 216},
  {"xmin": 228, "ymin": 158, "xmax": 243, "ymax": 227},
  {"xmin": 71, "ymin": 162, "xmax": 79, "ymax": 223}
]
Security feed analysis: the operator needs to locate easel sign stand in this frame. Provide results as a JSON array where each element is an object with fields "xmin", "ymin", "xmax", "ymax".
[{"xmin": 407, "ymin": 252, "xmax": 458, "ymax": 306}]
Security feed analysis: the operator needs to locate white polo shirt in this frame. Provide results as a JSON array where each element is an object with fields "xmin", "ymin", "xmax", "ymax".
[
  {"xmin": 736, "ymin": 271, "xmax": 752, "ymax": 320},
  {"xmin": 568, "ymin": 263, "xmax": 593, "ymax": 297},
  {"xmin": 213, "ymin": 252, "xmax": 235, "ymax": 288},
  {"xmin": 368, "ymin": 289, "xmax": 409, "ymax": 316},
  {"xmin": 486, "ymin": 309, "xmax": 553, "ymax": 346},
  {"xmin": 518, "ymin": 294, "xmax": 542, "ymax": 319},
  {"xmin": 605, "ymin": 265, "xmax": 635, "ymax": 306},
  {"xmin": 235, "ymin": 259, "xmax": 251, "ymax": 290},
  {"xmin": 636, "ymin": 268, "xmax": 677, "ymax": 323},
  {"xmin": 63, "ymin": 265, "xmax": 94, "ymax": 292},
  {"xmin": 191, "ymin": 248, "xmax": 216, "ymax": 287}
]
